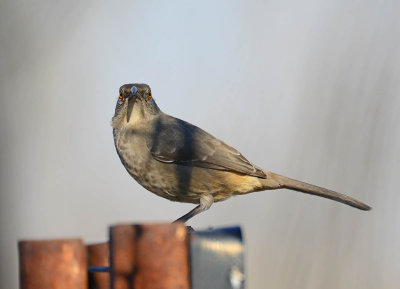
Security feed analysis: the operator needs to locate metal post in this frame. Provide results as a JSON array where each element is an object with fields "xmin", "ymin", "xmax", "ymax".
[
  {"xmin": 109, "ymin": 223, "xmax": 190, "ymax": 289},
  {"xmin": 18, "ymin": 224, "xmax": 245, "ymax": 289},
  {"xmin": 87, "ymin": 242, "xmax": 109, "ymax": 289},
  {"xmin": 18, "ymin": 239, "xmax": 88, "ymax": 289},
  {"xmin": 190, "ymin": 227, "xmax": 245, "ymax": 289}
]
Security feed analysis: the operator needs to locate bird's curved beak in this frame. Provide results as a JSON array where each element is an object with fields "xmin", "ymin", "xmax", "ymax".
[{"xmin": 127, "ymin": 86, "xmax": 138, "ymax": 123}]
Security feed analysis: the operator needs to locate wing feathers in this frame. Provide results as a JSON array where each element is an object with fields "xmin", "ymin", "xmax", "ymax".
[{"xmin": 147, "ymin": 114, "xmax": 266, "ymax": 178}]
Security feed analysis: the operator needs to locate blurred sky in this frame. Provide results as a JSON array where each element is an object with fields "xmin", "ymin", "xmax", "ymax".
[{"xmin": 1, "ymin": 0, "xmax": 399, "ymax": 288}]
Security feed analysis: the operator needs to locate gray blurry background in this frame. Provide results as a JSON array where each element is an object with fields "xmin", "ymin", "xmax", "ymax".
[{"xmin": 1, "ymin": 0, "xmax": 399, "ymax": 288}]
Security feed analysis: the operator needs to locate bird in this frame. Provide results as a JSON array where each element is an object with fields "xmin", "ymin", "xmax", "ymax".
[{"xmin": 112, "ymin": 83, "xmax": 371, "ymax": 222}]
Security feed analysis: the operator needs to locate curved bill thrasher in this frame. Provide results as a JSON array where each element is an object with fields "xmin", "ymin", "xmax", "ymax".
[{"xmin": 112, "ymin": 83, "xmax": 371, "ymax": 222}]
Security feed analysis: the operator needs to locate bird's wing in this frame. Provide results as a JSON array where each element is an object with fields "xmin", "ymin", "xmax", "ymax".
[{"xmin": 146, "ymin": 114, "xmax": 266, "ymax": 178}]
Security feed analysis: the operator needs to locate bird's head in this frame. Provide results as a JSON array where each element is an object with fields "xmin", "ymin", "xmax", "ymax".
[{"xmin": 112, "ymin": 83, "xmax": 160, "ymax": 128}]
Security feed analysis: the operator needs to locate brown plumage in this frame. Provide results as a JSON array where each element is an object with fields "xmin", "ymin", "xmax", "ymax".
[{"xmin": 112, "ymin": 83, "xmax": 371, "ymax": 222}]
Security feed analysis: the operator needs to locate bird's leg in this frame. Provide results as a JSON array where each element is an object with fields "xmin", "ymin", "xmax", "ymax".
[
  {"xmin": 173, "ymin": 205, "xmax": 203, "ymax": 223},
  {"xmin": 173, "ymin": 194, "xmax": 214, "ymax": 223}
]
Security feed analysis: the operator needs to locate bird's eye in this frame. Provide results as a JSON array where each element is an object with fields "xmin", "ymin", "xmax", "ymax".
[
  {"xmin": 119, "ymin": 93, "xmax": 123, "ymax": 100},
  {"xmin": 149, "ymin": 91, "xmax": 152, "ymax": 99}
]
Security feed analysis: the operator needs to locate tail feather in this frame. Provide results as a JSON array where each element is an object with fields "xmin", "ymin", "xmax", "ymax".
[{"xmin": 274, "ymin": 174, "xmax": 371, "ymax": 211}]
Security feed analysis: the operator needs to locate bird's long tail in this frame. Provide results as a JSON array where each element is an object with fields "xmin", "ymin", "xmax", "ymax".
[{"xmin": 266, "ymin": 173, "xmax": 371, "ymax": 210}]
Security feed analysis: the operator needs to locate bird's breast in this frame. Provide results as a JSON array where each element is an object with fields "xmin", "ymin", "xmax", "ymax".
[{"xmin": 114, "ymin": 129, "xmax": 183, "ymax": 201}]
